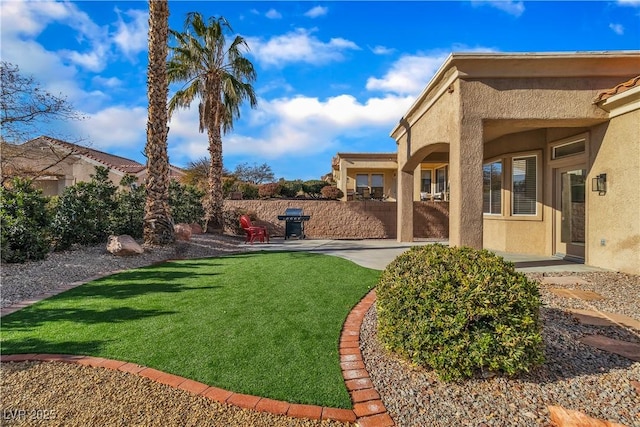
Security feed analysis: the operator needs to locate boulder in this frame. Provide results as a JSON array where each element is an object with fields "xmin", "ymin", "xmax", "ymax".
[
  {"xmin": 107, "ymin": 235, "xmax": 144, "ymax": 256},
  {"xmin": 189, "ymin": 223, "xmax": 204, "ymax": 234},
  {"xmin": 174, "ymin": 223, "xmax": 193, "ymax": 241}
]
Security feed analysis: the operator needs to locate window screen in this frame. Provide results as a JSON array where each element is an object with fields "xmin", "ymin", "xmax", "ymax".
[
  {"xmin": 483, "ymin": 161, "xmax": 502, "ymax": 214},
  {"xmin": 512, "ymin": 156, "xmax": 537, "ymax": 215}
]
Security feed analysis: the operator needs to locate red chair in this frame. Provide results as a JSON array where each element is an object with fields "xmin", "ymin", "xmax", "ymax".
[{"xmin": 239, "ymin": 215, "xmax": 269, "ymax": 244}]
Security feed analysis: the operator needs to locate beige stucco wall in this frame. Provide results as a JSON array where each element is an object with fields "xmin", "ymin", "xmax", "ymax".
[
  {"xmin": 587, "ymin": 110, "xmax": 640, "ymax": 274},
  {"xmin": 223, "ymin": 199, "xmax": 448, "ymax": 240}
]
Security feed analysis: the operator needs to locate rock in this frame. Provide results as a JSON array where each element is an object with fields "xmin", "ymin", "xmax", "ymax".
[
  {"xmin": 189, "ymin": 223, "xmax": 204, "ymax": 234},
  {"xmin": 174, "ymin": 223, "xmax": 193, "ymax": 241},
  {"xmin": 106, "ymin": 235, "xmax": 144, "ymax": 256},
  {"xmin": 548, "ymin": 405, "xmax": 627, "ymax": 427}
]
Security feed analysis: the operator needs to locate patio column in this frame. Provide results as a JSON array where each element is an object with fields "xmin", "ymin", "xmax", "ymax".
[
  {"xmin": 397, "ymin": 168, "xmax": 414, "ymax": 242},
  {"xmin": 449, "ymin": 118, "xmax": 483, "ymax": 248},
  {"xmin": 338, "ymin": 159, "xmax": 348, "ymax": 201}
]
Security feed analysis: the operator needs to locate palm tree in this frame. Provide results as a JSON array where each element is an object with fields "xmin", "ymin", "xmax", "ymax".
[
  {"xmin": 167, "ymin": 12, "xmax": 257, "ymax": 232},
  {"xmin": 143, "ymin": 0, "xmax": 174, "ymax": 245}
]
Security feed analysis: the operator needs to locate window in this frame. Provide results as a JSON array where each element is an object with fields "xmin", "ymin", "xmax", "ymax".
[
  {"xmin": 355, "ymin": 174, "xmax": 368, "ymax": 194},
  {"xmin": 552, "ymin": 139, "xmax": 585, "ymax": 160},
  {"xmin": 371, "ymin": 174, "xmax": 384, "ymax": 199},
  {"xmin": 512, "ymin": 156, "xmax": 537, "ymax": 215},
  {"xmin": 421, "ymin": 170, "xmax": 432, "ymax": 193},
  {"xmin": 436, "ymin": 167, "xmax": 447, "ymax": 193},
  {"xmin": 483, "ymin": 161, "xmax": 502, "ymax": 214}
]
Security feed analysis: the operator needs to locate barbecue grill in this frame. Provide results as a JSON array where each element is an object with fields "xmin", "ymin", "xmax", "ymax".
[{"xmin": 277, "ymin": 207, "xmax": 310, "ymax": 239}]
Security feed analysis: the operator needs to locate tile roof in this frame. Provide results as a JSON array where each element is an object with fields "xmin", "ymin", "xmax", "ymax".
[
  {"xmin": 36, "ymin": 136, "xmax": 146, "ymax": 174},
  {"xmin": 593, "ymin": 75, "xmax": 640, "ymax": 103}
]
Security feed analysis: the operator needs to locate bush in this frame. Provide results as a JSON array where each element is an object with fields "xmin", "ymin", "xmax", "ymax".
[
  {"xmin": 0, "ymin": 178, "xmax": 52, "ymax": 263},
  {"xmin": 236, "ymin": 182, "xmax": 259, "ymax": 200},
  {"xmin": 302, "ymin": 180, "xmax": 329, "ymax": 198},
  {"xmin": 110, "ymin": 175, "xmax": 144, "ymax": 238},
  {"xmin": 279, "ymin": 179, "xmax": 302, "ymax": 198},
  {"xmin": 169, "ymin": 180, "xmax": 205, "ymax": 225},
  {"xmin": 223, "ymin": 208, "xmax": 257, "ymax": 235},
  {"xmin": 258, "ymin": 182, "xmax": 281, "ymax": 199},
  {"xmin": 376, "ymin": 244, "xmax": 544, "ymax": 381},
  {"xmin": 50, "ymin": 166, "xmax": 117, "ymax": 250},
  {"xmin": 321, "ymin": 185, "xmax": 344, "ymax": 200}
]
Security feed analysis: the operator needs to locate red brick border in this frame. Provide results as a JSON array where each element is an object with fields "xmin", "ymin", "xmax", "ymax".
[
  {"xmin": 1, "ymin": 282, "xmax": 389, "ymax": 425},
  {"xmin": 339, "ymin": 289, "xmax": 395, "ymax": 427}
]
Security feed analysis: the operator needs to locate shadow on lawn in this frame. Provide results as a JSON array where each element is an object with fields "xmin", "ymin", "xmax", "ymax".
[
  {"xmin": 59, "ymin": 280, "xmax": 222, "ymax": 301},
  {"xmin": 1, "ymin": 337, "xmax": 108, "ymax": 355},
  {"xmin": 1, "ymin": 306, "xmax": 177, "ymax": 330}
]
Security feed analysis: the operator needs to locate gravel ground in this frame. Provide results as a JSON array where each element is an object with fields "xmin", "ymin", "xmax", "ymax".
[
  {"xmin": 2, "ymin": 240, "xmax": 639, "ymax": 426},
  {"xmin": 0, "ymin": 361, "xmax": 350, "ymax": 427},
  {"xmin": 361, "ymin": 271, "xmax": 640, "ymax": 427}
]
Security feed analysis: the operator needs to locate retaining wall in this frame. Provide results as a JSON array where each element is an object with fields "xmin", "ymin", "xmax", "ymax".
[{"xmin": 223, "ymin": 200, "xmax": 449, "ymax": 240}]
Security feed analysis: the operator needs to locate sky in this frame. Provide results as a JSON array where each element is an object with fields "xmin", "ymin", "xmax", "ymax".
[{"xmin": 1, "ymin": 1, "xmax": 639, "ymax": 181}]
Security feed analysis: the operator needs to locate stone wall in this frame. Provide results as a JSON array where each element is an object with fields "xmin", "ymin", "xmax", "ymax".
[{"xmin": 224, "ymin": 200, "xmax": 448, "ymax": 240}]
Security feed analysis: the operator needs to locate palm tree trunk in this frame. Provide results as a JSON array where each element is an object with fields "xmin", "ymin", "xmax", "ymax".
[
  {"xmin": 144, "ymin": 0, "xmax": 174, "ymax": 245},
  {"xmin": 204, "ymin": 122, "xmax": 224, "ymax": 233}
]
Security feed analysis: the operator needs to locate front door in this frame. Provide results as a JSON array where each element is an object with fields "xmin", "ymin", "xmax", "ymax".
[{"xmin": 554, "ymin": 167, "xmax": 586, "ymax": 260}]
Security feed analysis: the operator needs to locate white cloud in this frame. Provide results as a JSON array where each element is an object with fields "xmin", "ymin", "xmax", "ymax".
[
  {"xmin": 366, "ymin": 53, "xmax": 449, "ymax": 96},
  {"xmin": 609, "ymin": 23, "xmax": 625, "ymax": 35},
  {"xmin": 113, "ymin": 8, "xmax": 148, "ymax": 59},
  {"xmin": 167, "ymin": 92, "xmax": 413, "ymax": 164},
  {"xmin": 246, "ymin": 29, "xmax": 360, "ymax": 67},
  {"xmin": 73, "ymin": 106, "xmax": 148, "ymax": 151},
  {"xmin": 370, "ymin": 45, "xmax": 395, "ymax": 55},
  {"xmin": 265, "ymin": 8, "xmax": 282, "ymax": 19},
  {"xmin": 92, "ymin": 76, "xmax": 124, "ymax": 89},
  {"xmin": 304, "ymin": 6, "xmax": 328, "ymax": 18},
  {"xmin": 617, "ymin": 0, "xmax": 640, "ymax": 5},
  {"xmin": 473, "ymin": 1, "xmax": 525, "ymax": 17}
]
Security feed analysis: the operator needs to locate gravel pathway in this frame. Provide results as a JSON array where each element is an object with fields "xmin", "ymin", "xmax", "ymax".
[
  {"xmin": 1, "ymin": 240, "xmax": 639, "ymax": 426},
  {"xmin": 361, "ymin": 271, "xmax": 640, "ymax": 427}
]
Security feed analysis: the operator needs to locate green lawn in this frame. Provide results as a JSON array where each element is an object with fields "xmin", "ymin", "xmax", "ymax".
[{"xmin": 0, "ymin": 251, "xmax": 379, "ymax": 408}]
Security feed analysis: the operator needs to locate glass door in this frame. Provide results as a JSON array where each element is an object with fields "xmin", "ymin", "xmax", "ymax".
[{"xmin": 554, "ymin": 167, "xmax": 586, "ymax": 260}]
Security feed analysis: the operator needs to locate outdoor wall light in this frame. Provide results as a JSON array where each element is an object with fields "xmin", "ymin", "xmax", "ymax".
[{"xmin": 592, "ymin": 173, "xmax": 607, "ymax": 195}]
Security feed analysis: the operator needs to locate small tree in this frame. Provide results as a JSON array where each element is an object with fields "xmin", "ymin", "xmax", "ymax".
[
  {"xmin": 302, "ymin": 180, "xmax": 329, "ymax": 198},
  {"xmin": 50, "ymin": 166, "xmax": 117, "ymax": 250},
  {"xmin": 110, "ymin": 175, "xmax": 145, "ymax": 238},
  {"xmin": 233, "ymin": 162, "xmax": 274, "ymax": 184},
  {"xmin": 0, "ymin": 178, "xmax": 52, "ymax": 263}
]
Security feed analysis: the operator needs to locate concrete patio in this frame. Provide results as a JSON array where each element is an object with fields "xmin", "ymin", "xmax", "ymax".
[{"xmin": 245, "ymin": 238, "xmax": 606, "ymax": 273}]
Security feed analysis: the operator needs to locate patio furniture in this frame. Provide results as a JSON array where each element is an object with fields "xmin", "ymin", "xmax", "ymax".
[
  {"xmin": 240, "ymin": 215, "xmax": 269, "ymax": 244},
  {"xmin": 277, "ymin": 207, "xmax": 310, "ymax": 239}
]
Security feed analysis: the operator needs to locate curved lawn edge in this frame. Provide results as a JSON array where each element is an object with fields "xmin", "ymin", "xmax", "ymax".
[{"xmin": 1, "ymin": 288, "xmax": 393, "ymax": 426}]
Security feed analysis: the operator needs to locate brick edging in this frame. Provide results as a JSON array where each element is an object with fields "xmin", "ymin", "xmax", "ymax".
[
  {"xmin": 339, "ymin": 289, "xmax": 395, "ymax": 427},
  {"xmin": 0, "ymin": 353, "xmax": 356, "ymax": 424}
]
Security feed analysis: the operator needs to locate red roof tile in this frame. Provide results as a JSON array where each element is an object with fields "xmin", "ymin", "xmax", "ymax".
[
  {"xmin": 594, "ymin": 75, "xmax": 640, "ymax": 103},
  {"xmin": 33, "ymin": 136, "xmax": 146, "ymax": 174}
]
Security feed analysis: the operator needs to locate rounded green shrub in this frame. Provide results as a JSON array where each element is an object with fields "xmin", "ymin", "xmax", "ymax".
[{"xmin": 376, "ymin": 244, "xmax": 544, "ymax": 381}]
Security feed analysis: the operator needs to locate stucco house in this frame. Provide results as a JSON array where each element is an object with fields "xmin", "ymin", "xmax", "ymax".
[
  {"xmin": 2, "ymin": 136, "xmax": 185, "ymax": 196},
  {"xmin": 389, "ymin": 51, "xmax": 639, "ymax": 274},
  {"xmin": 332, "ymin": 152, "xmax": 449, "ymax": 202}
]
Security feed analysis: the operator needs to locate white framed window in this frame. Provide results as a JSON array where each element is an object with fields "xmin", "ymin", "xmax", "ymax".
[
  {"xmin": 420, "ymin": 170, "xmax": 432, "ymax": 193},
  {"xmin": 512, "ymin": 156, "xmax": 537, "ymax": 215},
  {"xmin": 483, "ymin": 161, "xmax": 502, "ymax": 215},
  {"xmin": 355, "ymin": 174, "xmax": 368, "ymax": 193},
  {"xmin": 435, "ymin": 167, "xmax": 447, "ymax": 193},
  {"xmin": 552, "ymin": 139, "xmax": 585, "ymax": 160}
]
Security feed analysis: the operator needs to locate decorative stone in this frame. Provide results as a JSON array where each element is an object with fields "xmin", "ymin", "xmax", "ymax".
[
  {"xmin": 548, "ymin": 405, "xmax": 627, "ymax": 427},
  {"xmin": 542, "ymin": 276, "xmax": 590, "ymax": 286},
  {"xmin": 567, "ymin": 309, "xmax": 640, "ymax": 330},
  {"xmin": 189, "ymin": 223, "xmax": 204, "ymax": 234},
  {"xmin": 548, "ymin": 288, "xmax": 604, "ymax": 301},
  {"xmin": 174, "ymin": 223, "xmax": 192, "ymax": 241},
  {"xmin": 106, "ymin": 235, "xmax": 144, "ymax": 256},
  {"xmin": 579, "ymin": 335, "xmax": 640, "ymax": 362}
]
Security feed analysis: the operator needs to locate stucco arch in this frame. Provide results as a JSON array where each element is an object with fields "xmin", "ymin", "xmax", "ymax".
[{"xmin": 400, "ymin": 142, "xmax": 450, "ymax": 172}]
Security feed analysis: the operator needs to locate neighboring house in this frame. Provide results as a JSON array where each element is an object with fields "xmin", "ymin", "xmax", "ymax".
[
  {"xmin": 331, "ymin": 152, "xmax": 449, "ymax": 202},
  {"xmin": 389, "ymin": 51, "xmax": 639, "ymax": 274},
  {"xmin": 2, "ymin": 136, "xmax": 185, "ymax": 196}
]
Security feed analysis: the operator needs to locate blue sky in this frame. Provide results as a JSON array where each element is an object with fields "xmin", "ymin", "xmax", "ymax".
[{"xmin": 2, "ymin": 1, "xmax": 639, "ymax": 180}]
